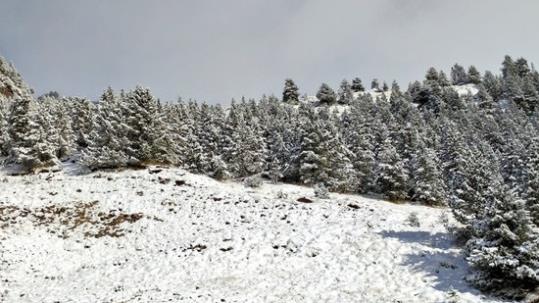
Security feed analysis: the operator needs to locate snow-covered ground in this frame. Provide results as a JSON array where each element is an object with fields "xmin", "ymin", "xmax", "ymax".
[
  {"xmin": 0, "ymin": 168, "xmax": 509, "ymax": 303},
  {"xmin": 452, "ymin": 84, "xmax": 479, "ymax": 97}
]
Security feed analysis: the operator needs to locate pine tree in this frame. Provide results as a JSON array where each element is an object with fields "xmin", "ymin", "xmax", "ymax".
[
  {"xmin": 68, "ymin": 97, "xmax": 95, "ymax": 150},
  {"xmin": 6, "ymin": 97, "xmax": 59, "ymax": 172},
  {"xmin": 227, "ymin": 113, "xmax": 265, "ymax": 177},
  {"xmin": 209, "ymin": 155, "xmax": 230, "ymax": 180},
  {"xmin": 521, "ymin": 76, "xmax": 539, "ymax": 113},
  {"xmin": 374, "ymin": 133, "xmax": 409, "ymax": 201},
  {"xmin": 475, "ymin": 84, "xmax": 495, "ymax": 110},
  {"xmin": 503, "ymin": 73, "xmax": 524, "ymax": 103},
  {"xmin": 345, "ymin": 102, "xmax": 376, "ymax": 193},
  {"xmin": 282, "ymin": 79, "xmax": 299, "ymax": 103},
  {"xmin": 266, "ymin": 128, "xmax": 286, "ymax": 183},
  {"xmin": 0, "ymin": 55, "xmax": 33, "ymax": 102},
  {"xmin": 483, "ymin": 71, "xmax": 503, "ymax": 101},
  {"xmin": 371, "ymin": 79, "xmax": 380, "ymax": 91},
  {"xmin": 466, "ymin": 187, "xmax": 539, "ymax": 293},
  {"xmin": 82, "ymin": 89, "xmax": 131, "ymax": 169},
  {"xmin": 351, "ymin": 77, "xmax": 365, "ymax": 92},
  {"xmin": 337, "ymin": 79, "xmax": 353, "ymax": 104},
  {"xmin": 468, "ymin": 65, "xmax": 482, "ymax": 85},
  {"xmin": 438, "ymin": 71, "xmax": 451, "ymax": 87},
  {"xmin": 446, "ymin": 137, "xmax": 503, "ymax": 225},
  {"xmin": 382, "ymin": 81, "xmax": 389, "ymax": 92},
  {"xmin": 124, "ymin": 86, "xmax": 176, "ymax": 165},
  {"xmin": 299, "ymin": 108, "xmax": 351, "ymax": 189},
  {"xmin": 39, "ymin": 98, "xmax": 75, "ymax": 160},
  {"xmin": 0, "ymin": 101, "xmax": 8, "ymax": 156},
  {"xmin": 390, "ymin": 80, "xmax": 401, "ymax": 96},
  {"xmin": 425, "ymin": 67, "xmax": 439, "ymax": 84},
  {"xmin": 451, "ymin": 64, "xmax": 469, "ymax": 85},
  {"xmin": 502, "ymin": 55, "xmax": 517, "ymax": 80},
  {"xmin": 316, "ymin": 83, "xmax": 337, "ymax": 104},
  {"xmin": 526, "ymin": 137, "xmax": 539, "ymax": 227},
  {"xmin": 516, "ymin": 58, "xmax": 531, "ymax": 78},
  {"xmin": 411, "ymin": 146, "xmax": 447, "ymax": 205}
]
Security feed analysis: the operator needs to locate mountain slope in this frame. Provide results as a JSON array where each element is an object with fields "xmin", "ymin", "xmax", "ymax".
[{"xmin": 0, "ymin": 167, "xmax": 507, "ymax": 303}]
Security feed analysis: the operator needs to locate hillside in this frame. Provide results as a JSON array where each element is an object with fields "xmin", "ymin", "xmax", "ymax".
[{"xmin": 0, "ymin": 167, "xmax": 507, "ymax": 303}]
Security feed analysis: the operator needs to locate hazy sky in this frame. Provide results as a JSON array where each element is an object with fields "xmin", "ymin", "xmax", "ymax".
[{"xmin": 1, "ymin": 0, "xmax": 539, "ymax": 103}]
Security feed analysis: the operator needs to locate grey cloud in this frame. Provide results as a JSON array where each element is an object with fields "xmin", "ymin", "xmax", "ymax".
[{"xmin": 1, "ymin": 0, "xmax": 539, "ymax": 104}]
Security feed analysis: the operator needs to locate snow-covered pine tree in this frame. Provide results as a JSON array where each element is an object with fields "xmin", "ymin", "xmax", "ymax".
[
  {"xmin": 411, "ymin": 145, "xmax": 447, "ymax": 205},
  {"xmin": 502, "ymin": 55, "xmax": 518, "ymax": 80},
  {"xmin": 0, "ymin": 101, "xmax": 8, "ymax": 156},
  {"xmin": 6, "ymin": 97, "xmax": 59, "ymax": 173},
  {"xmin": 38, "ymin": 97, "xmax": 75, "ymax": 160},
  {"xmin": 161, "ymin": 103, "xmax": 189, "ymax": 166},
  {"xmin": 209, "ymin": 155, "xmax": 230, "ymax": 180},
  {"xmin": 298, "ymin": 108, "xmax": 351, "ymax": 190},
  {"xmin": 282, "ymin": 79, "xmax": 300, "ymax": 103},
  {"xmin": 0, "ymin": 55, "xmax": 33, "ymax": 102},
  {"xmin": 265, "ymin": 127, "xmax": 287, "ymax": 183},
  {"xmin": 371, "ymin": 78, "xmax": 380, "ymax": 91},
  {"xmin": 446, "ymin": 137, "xmax": 504, "ymax": 225},
  {"xmin": 390, "ymin": 80, "xmax": 401, "ymax": 97},
  {"xmin": 351, "ymin": 77, "xmax": 365, "ymax": 92},
  {"xmin": 374, "ymin": 132, "xmax": 409, "ymax": 201},
  {"xmin": 226, "ymin": 108, "xmax": 266, "ymax": 178},
  {"xmin": 337, "ymin": 79, "xmax": 353, "ymax": 104},
  {"xmin": 438, "ymin": 70, "xmax": 451, "ymax": 87},
  {"xmin": 526, "ymin": 137, "xmax": 539, "ymax": 227},
  {"xmin": 515, "ymin": 57, "xmax": 531, "ymax": 78},
  {"xmin": 483, "ymin": 70, "xmax": 503, "ymax": 101},
  {"xmin": 467, "ymin": 65, "xmax": 482, "ymax": 85},
  {"xmin": 343, "ymin": 100, "xmax": 376, "ymax": 193},
  {"xmin": 316, "ymin": 83, "xmax": 337, "ymax": 104},
  {"xmin": 425, "ymin": 67, "xmax": 439, "ymax": 84},
  {"xmin": 475, "ymin": 84, "xmax": 495, "ymax": 110},
  {"xmin": 466, "ymin": 186, "xmax": 539, "ymax": 295},
  {"xmin": 504, "ymin": 73, "xmax": 524, "ymax": 102},
  {"xmin": 451, "ymin": 64, "xmax": 469, "ymax": 85},
  {"xmin": 68, "ymin": 97, "xmax": 95, "ymax": 150},
  {"xmin": 412, "ymin": 81, "xmax": 445, "ymax": 114},
  {"xmin": 82, "ymin": 88, "xmax": 131, "ymax": 169},
  {"xmin": 500, "ymin": 138, "xmax": 528, "ymax": 194},
  {"xmin": 192, "ymin": 103, "xmax": 222, "ymax": 173},
  {"xmin": 520, "ymin": 76, "xmax": 539, "ymax": 113},
  {"xmin": 124, "ymin": 86, "xmax": 176, "ymax": 165}
]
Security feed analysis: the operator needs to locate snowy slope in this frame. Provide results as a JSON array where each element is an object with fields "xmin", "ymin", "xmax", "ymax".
[{"xmin": 0, "ymin": 168, "xmax": 509, "ymax": 303}]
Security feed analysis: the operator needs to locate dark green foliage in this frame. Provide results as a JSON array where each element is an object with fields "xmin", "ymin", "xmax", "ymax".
[
  {"xmin": 282, "ymin": 79, "xmax": 299, "ymax": 103},
  {"xmin": 351, "ymin": 77, "xmax": 365, "ymax": 92},
  {"xmin": 316, "ymin": 83, "xmax": 337, "ymax": 104}
]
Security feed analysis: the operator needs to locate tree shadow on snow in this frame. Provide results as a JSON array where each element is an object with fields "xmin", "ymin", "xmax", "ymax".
[
  {"xmin": 380, "ymin": 230, "xmax": 454, "ymax": 250},
  {"xmin": 379, "ymin": 230, "xmax": 485, "ymax": 296}
]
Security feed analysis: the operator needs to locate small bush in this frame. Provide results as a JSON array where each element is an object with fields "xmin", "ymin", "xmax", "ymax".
[
  {"xmin": 406, "ymin": 212, "xmax": 420, "ymax": 227},
  {"xmin": 243, "ymin": 175, "xmax": 263, "ymax": 188},
  {"xmin": 314, "ymin": 184, "xmax": 330, "ymax": 199},
  {"xmin": 276, "ymin": 190, "xmax": 288, "ymax": 199},
  {"xmin": 437, "ymin": 211, "xmax": 450, "ymax": 229}
]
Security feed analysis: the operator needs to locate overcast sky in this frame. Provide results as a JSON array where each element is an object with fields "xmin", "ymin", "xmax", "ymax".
[{"xmin": 1, "ymin": 0, "xmax": 539, "ymax": 103}]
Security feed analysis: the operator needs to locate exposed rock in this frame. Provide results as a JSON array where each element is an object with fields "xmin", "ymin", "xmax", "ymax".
[{"xmin": 296, "ymin": 197, "xmax": 313, "ymax": 203}]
